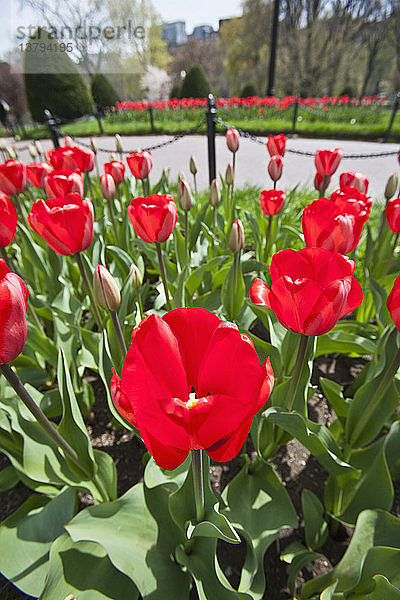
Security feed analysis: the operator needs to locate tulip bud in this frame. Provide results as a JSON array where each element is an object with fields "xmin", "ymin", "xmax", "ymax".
[
  {"xmin": 109, "ymin": 152, "xmax": 116, "ymax": 161},
  {"xmin": 100, "ymin": 173, "xmax": 115, "ymax": 200},
  {"xmin": 0, "ymin": 138, "xmax": 5, "ymax": 151},
  {"xmin": 29, "ymin": 144, "xmax": 37, "ymax": 159},
  {"xmin": 268, "ymin": 155, "xmax": 283, "ymax": 183},
  {"xmin": 6, "ymin": 146, "xmax": 16, "ymax": 160},
  {"xmin": 115, "ymin": 134, "xmax": 123, "ymax": 153},
  {"xmin": 225, "ymin": 163, "xmax": 234, "ymax": 185},
  {"xmin": 129, "ymin": 263, "xmax": 143, "ymax": 289},
  {"xmin": 385, "ymin": 173, "xmax": 399, "ymax": 201},
  {"xmin": 229, "ymin": 218, "xmax": 244, "ymax": 253},
  {"xmin": 93, "ymin": 265, "xmax": 121, "ymax": 311},
  {"xmin": 190, "ymin": 155, "xmax": 197, "ymax": 175},
  {"xmin": 90, "ymin": 136, "xmax": 97, "ymax": 154},
  {"xmin": 177, "ymin": 179, "xmax": 193, "ymax": 211},
  {"xmin": 226, "ymin": 128, "xmax": 240, "ymax": 153},
  {"xmin": 64, "ymin": 136, "xmax": 73, "ymax": 147},
  {"xmin": 34, "ymin": 140, "xmax": 43, "ymax": 155},
  {"xmin": 209, "ymin": 179, "xmax": 220, "ymax": 207}
]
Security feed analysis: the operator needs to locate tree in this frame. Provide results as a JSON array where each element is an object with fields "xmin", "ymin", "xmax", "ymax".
[
  {"xmin": 0, "ymin": 62, "xmax": 27, "ymax": 121},
  {"xmin": 91, "ymin": 74, "xmax": 120, "ymax": 109},
  {"xmin": 24, "ymin": 28, "xmax": 94, "ymax": 122},
  {"xmin": 141, "ymin": 66, "xmax": 171, "ymax": 101},
  {"xmin": 181, "ymin": 65, "xmax": 211, "ymax": 98}
]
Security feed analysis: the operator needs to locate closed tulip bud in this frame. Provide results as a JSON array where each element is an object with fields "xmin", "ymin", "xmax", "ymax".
[
  {"xmin": 226, "ymin": 128, "xmax": 240, "ymax": 153},
  {"xmin": 190, "ymin": 155, "xmax": 197, "ymax": 175},
  {"xmin": 109, "ymin": 152, "xmax": 116, "ymax": 161},
  {"xmin": 385, "ymin": 173, "xmax": 398, "ymax": 201},
  {"xmin": 229, "ymin": 218, "xmax": 244, "ymax": 252},
  {"xmin": 100, "ymin": 173, "xmax": 115, "ymax": 199},
  {"xmin": 115, "ymin": 134, "xmax": 123, "ymax": 153},
  {"xmin": 64, "ymin": 136, "xmax": 73, "ymax": 147},
  {"xmin": 268, "ymin": 155, "xmax": 283, "ymax": 183},
  {"xmin": 90, "ymin": 136, "xmax": 97, "ymax": 154},
  {"xmin": 29, "ymin": 144, "xmax": 37, "ymax": 159},
  {"xmin": 129, "ymin": 263, "xmax": 143, "ymax": 289},
  {"xmin": 225, "ymin": 163, "xmax": 234, "ymax": 185},
  {"xmin": 34, "ymin": 140, "xmax": 43, "ymax": 155},
  {"xmin": 0, "ymin": 139, "xmax": 5, "ymax": 151},
  {"xmin": 209, "ymin": 179, "xmax": 220, "ymax": 207},
  {"xmin": 6, "ymin": 146, "xmax": 16, "ymax": 160},
  {"xmin": 177, "ymin": 179, "xmax": 193, "ymax": 211},
  {"xmin": 93, "ymin": 264, "xmax": 121, "ymax": 311}
]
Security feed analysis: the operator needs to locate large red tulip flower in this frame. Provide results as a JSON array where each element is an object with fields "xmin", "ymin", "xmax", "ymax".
[
  {"xmin": 0, "ymin": 260, "xmax": 28, "ymax": 364},
  {"xmin": 44, "ymin": 169, "xmax": 84, "ymax": 197},
  {"xmin": 267, "ymin": 134, "xmax": 286, "ymax": 157},
  {"xmin": 387, "ymin": 272, "xmax": 400, "ymax": 330},
  {"xmin": 128, "ymin": 194, "xmax": 178, "ymax": 243},
  {"xmin": 315, "ymin": 148, "xmax": 343, "ymax": 177},
  {"xmin": 28, "ymin": 193, "xmax": 94, "ymax": 256},
  {"xmin": 111, "ymin": 307, "xmax": 274, "ymax": 470},
  {"xmin": 250, "ymin": 247, "xmax": 362, "ymax": 336},
  {"xmin": 27, "ymin": 162, "xmax": 53, "ymax": 188},
  {"xmin": 386, "ymin": 197, "xmax": 400, "ymax": 233},
  {"xmin": 126, "ymin": 151, "xmax": 152, "ymax": 180},
  {"xmin": 0, "ymin": 160, "xmax": 27, "ymax": 195},
  {"xmin": 0, "ymin": 195, "xmax": 17, "ymax": 247}
]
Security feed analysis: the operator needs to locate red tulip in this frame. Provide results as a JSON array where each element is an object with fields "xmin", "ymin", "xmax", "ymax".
[
  {"xmin": 267, "ymin": 134, "xmax": 286, "ymax": 157},
  {"xmin": 28, "ymin": 193, "xmax": 94, "ymax": 256},
  {"xmin": 250, "ymin": 247, "xmax": 363, "ymax": 336},
  {"xmin": 47, "ymin": 146, "xmax": 95, "ymax": 172},
  {"xmin": 330, "ymin": 186, "xmax": 371, "ymax": 223},
  {"xmin": 226, "ymin": 128, "xmax": 240, "ymax": 153},
  {"xmin": 268, "ymin": 155, "xmax": 283, "ymax": 183},
  {"xmin": 386, "ymin": 197, "xmax": 400, "ymax": 233},
  {"xmin": 302, "ymin": 196, "xmax": 366, "ymax": 254},
  {"xmin": 0, "ymin": 160, "xmax": 27, "ymax": 195},
  {"xmin": 126, "ymin": 151, "xmax": 152, "ymax": 180},
  {"xmin": 128, "ymin": 194, "xmax": 178, "ymax": 243},
  {"xmin": 104, "ymin": 160, "xmax": 125, "ymax": 185},
  {"xmin": 27, "ymin": 162, "xmax": 53, "ymax": 188},
  {"xmin": 315, "ymin": 148, "xmax": 343, "ymax": 177},
  {"xmin": 387, "ymin": 272, "xmax": 400, "ymax": 330},
  {"xmin": 0, "ymin": 259, "xmax": 28, "ymax": 364},
  {"xmin": 110, "ymin": 307, "xmax": 274, "ymax": 469},
  {"xmin": 100, "ymin": 174, "xmax": 115, "ymax": 200},
  {"xmin": 0, "ymin": 195, "xmax": 17, "ymax": 247},
  {"xmin": 314, "ymin": 172, "xmax": 331, "ymax": 194},
  {"xmin": 44, "ymin": 169, "xmax": 84, "ymax": 198},
  {"xmin": 339, "ymin": 170, "xmax": 369, "ymax": 194},
  {"xmin": 260, "ymin": 189, "xmax": 286, "ymax": 215}
]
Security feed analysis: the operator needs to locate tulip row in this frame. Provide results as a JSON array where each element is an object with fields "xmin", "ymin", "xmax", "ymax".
[{"xmin": 0, "ymin": 130, "xmax": 399, "ymax": 600}]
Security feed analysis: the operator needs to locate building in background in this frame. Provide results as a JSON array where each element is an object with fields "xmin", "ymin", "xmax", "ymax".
[
  {"xmin": 162, "ymin": 22, "xmax": 187, "ymax": 47},
  {"xmin": 190, "ymin": 25, "xmax": 217, "ymax": 41}
]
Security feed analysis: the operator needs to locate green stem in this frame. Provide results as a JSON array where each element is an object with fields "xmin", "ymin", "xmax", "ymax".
[
  {"xmin": 86, "ymin": 173, "xmax": 94, "ymax": 198},
  {"xmin": 286, "ymin": 333, "xmax": 310, "ymax": 412},
  {"xmin": 349, "ymin": 342, "xmax": 400, "ymax": 448},
  {"xmin": 193, "ymin": 173, "xmax": 198, "ymax": 196},
  {"xmin": 191, "ymin": 449, "xmax": 205, "ymax": 522},
  {"xmin": 136, "ymin": 289, "xmax": 144, "ymax": 320},
  {"xmin": 265, "ymin": 215, "xmax": 273, "ymax": 263},
  {"xmin": 13, "ymin": 195, "xmax": 28, "ymax": 228},
  {"xmin": 382, "ymin": 232, "xmax": 399, "ymax": 277},
  {"xmin": 184, "ymin": 210, "xmax": 189, "ymax": 267},
  {"xmin": 141, "ymin": 178, "xmax": 146, "ymax": 196},
  {"xmin": 155, "ymin": 242, "xmax": 172, "ymax": 310},
  {"xmin": 0, "ymin": 364, "xmax": 86, "ymax": 478},
  {"xmin": 75, "ymin": 252, "xmax": 104, "ymax": 331},
  {"xmin": 106, "ymin": 197, "xmax": 119, "ymax": 241},
  {"xmin": 111, "ymin": 310, "xmax": 127, "ymax": 357},
  {"xmin": 321, "ymin": 174, "xmax": 329, "ymax": 197}
]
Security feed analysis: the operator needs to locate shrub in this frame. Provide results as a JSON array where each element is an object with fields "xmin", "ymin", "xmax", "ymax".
[
  {"xmin": 24, "ymin": 28, "xmax": 94, "ymax": 122},
  {"xmin": 181, "ymin": 64, "xmax": 211, "ymax": 98},
  {"xmin": 91, "ymin": 74, "xmax": 120, "ymax": 110},
  {"xmin": 240, "ymin": 82, "xmax": 257, "ymax": 97}
]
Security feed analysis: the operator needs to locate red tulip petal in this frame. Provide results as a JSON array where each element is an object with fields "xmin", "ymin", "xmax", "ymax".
[
  {"xmin": 250, "ymin": 278, "xmax": 272, "ymax": 308},
  {"xmin": 206, "ymin": 417, "xmax": 252, "ymax": 462},
  {"xmin": 141, "ymin": 426, "xmax": 189, "ymax": 470}
]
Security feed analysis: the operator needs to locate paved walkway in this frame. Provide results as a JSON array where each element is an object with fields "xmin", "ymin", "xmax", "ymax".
[{"xmin": 11, "ymin": 134, "xmax": 400, "ymax": 201}]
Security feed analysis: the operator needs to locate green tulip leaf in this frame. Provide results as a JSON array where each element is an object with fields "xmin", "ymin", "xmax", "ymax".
[
  {"xmin": 301, "ymin": 509, "xmax": 400, "ymax": 599},
  {"xmin": 144, "ymin": 455, "xmax": 190, "ymax": 491},
  {"xmin": 0, "ymin": 464, "xmax": 20, "ymax": 491},
  {"xmin": 281, "ymin": 541, "xmax": 321, "ymax": 596},
  {"xmin": 0, "ymin": 488, "xmax": 77, "ymax": 597},
  {"xmin": 302, "ymin": 489, "xmax": 329, "ymax": 551},
  {"xmin": 40, "ymin": 533, "xmax": 139, "ymax": 600},
  {"xmin": 67, "ymin": 483, "xmax": 191, "ymax": 599}
]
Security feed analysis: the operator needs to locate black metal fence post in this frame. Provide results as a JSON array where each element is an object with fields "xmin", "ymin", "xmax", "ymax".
[
  {"xmin": 44, "ymin": 109, "xmax": 60, "ymax": 148},
  {"xmin": 148, "ymin": 103, "xmax": 155, "ymax": 133},
  {"xmin": 206, "ymin": 94, "xmax": 216, "ymax": 184},
  {"xmin": 291, "ymin": 97, "xmax": 298, "ymax": 134},
  {"xmin": 384, "ymin": 92, "xmax": 400, "ymax": 142}
]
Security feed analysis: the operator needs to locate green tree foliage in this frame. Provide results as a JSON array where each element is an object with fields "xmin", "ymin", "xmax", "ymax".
[
  {"xmin": 181, "ymin": 64, "xmax": 211, "ymax": 98},
  {"xmin": 170, "ymin": 83, "xmax": 182, "ymax": 99},
  {"xmin": 90, "ymin": 74, "xmax": 120, "ymax": 109},
  {"xmin": 240, "ymin": 82, "xmax": 257, "ymax": 97},
  {"xmin": 24, "ymin": 28, "xmax": 93, "ymax": 122}
]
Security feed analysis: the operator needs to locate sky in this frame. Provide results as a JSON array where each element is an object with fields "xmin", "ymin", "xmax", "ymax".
[
  {"xmin": 154, "ymin": 0, "xmax": 243, "ymax": 33},
  {"xmin": 0, "ymin": 0, "xmax": 243, "ymax": 57}
]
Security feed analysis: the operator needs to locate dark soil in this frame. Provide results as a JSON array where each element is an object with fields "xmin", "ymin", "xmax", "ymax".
[{"xmin": 0, "ymin": 349, "xmax": 398, "ymax": 600}]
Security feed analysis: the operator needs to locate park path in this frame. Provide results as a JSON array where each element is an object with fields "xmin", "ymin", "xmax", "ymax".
[{"xmin": 11, "ymin": 134, "xmax": 400, "ymax": 202}]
